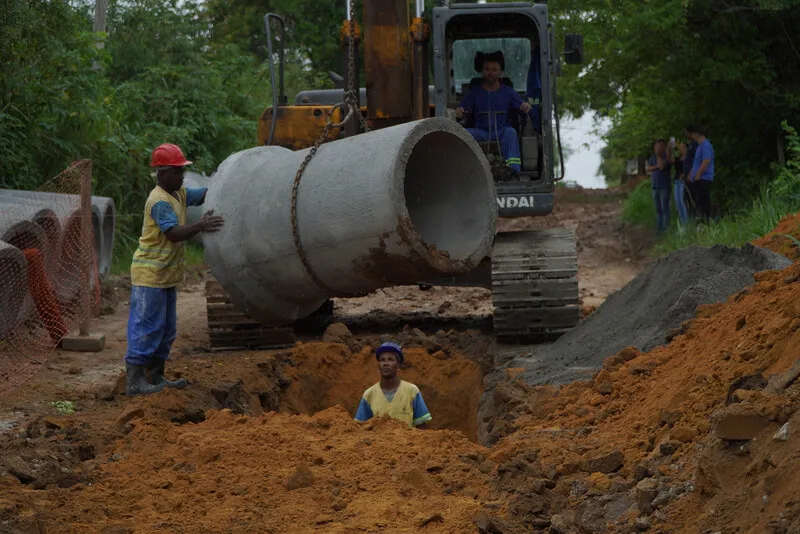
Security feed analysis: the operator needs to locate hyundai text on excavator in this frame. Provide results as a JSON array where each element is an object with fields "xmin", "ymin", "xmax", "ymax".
[{"xmin": 258, "ymin": 0, "xmax": 584, "ymax": 344}]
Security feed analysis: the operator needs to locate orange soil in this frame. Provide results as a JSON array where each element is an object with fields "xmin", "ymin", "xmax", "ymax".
[
  {"xmin": 753, "ymin": 212, "xmax": 800, "ymax": 260},
  {"xmin": 3, "ymin": 230, "xmax": 800, "ymax": 532},
  {"xmin": 490, "ymin": 261, "xmax": 800, "ymax": 532},
  {"xmin": 5, "ymin": 408, "xmax": 496, "ymax": 533}
]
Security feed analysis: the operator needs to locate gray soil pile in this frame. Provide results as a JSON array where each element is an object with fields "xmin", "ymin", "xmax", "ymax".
[{"xmin": 508, "ymin": 244, "xmax": 792, "ymax": 386}]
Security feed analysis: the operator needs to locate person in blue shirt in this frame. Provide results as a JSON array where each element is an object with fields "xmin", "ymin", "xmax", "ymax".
[
  {"xmin": 456, "ymin": 51, "xmax": 532, "ymax": 175},
  {"xmin": 526, "ymin": 40, "xmax": 542, "ymax": 133},
  {"xmin": 687, "ymin": 125, "xmax": 714, "ymax": 222},
  {"xmin": 646, "ymin": 139, "xmax": 674, "ymax": 235},
  {"xmin": 683, "ymin": 126, "xmax": 700, "ymax": 219},
  {"xmin": 673, "ymin": 142, "xmax": 690, "ymax": 227},
  {"xmin": 354, "ymin": 342, "xmax": 432, "ymax": 429}
]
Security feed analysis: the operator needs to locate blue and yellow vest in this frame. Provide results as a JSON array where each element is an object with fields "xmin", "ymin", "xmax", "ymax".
[
  {"xmin": 361, "ymin": 380, "xmax": 420, "ymax": 428},
  {"xmin": 130, "ymin": 186, "xmax": 187, "ymax": 288}
]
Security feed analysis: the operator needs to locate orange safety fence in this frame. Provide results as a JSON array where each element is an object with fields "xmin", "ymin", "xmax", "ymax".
[{"xmin": 0, "ymin": 160, "xmax": 101, "ymax": 394}]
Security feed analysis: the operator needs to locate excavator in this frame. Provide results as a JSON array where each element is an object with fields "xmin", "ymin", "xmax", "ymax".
[{"xmin": 224, "ymin": 0, "xmax": 585, "ymax": 345}]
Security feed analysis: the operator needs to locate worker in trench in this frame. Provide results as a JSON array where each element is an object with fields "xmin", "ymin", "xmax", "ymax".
[
  {"xmin": 456, "ymin": 50, "xmax": 532, "ymax": 176},
  {"xmin": 124, "ymin": 143, "xmax": 224, "ymax": 396},
  {"xmin": 354, "ymin": 342, "xmax": 432, "ymax": 429}
]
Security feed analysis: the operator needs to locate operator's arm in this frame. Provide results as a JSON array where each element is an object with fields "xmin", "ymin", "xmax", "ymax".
[
  {"xmin": 509, "ymin": 86, "xmax": 531, "ymax": 114},
  {"xmin": 456, "ymin": 88, "xmax": 476, "ymax": 119}
]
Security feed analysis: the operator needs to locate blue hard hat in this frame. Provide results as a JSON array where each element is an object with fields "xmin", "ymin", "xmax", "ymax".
[{"xmin": 375, "ymin": 341, "xmax": 404, "ymax": 364}]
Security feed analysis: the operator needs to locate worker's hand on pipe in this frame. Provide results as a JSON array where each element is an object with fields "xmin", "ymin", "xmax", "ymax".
[
  {"xmin": 198, "ymin": 209, "xmax": 225, "ymax": 232},
  {"xmin": 455, "ymin": 106, "xmax": 465, "ymax": 119},
  {"xmin": 520, "ymin": 102, "xmax": 532, "ymax": 114}
]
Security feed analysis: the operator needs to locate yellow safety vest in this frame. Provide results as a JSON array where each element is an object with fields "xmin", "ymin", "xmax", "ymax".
[
  {"xmin": 361, "ymin": 380, "xmax": 422, "ymax": 428},
  {"xmin": 130, "ymin": 186, "xmax": 187, "ymax": 288}
]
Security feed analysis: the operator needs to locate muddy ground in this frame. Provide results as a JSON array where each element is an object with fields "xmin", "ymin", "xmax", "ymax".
[{"xmin": 0, "ymin": 189, "xmax": 654, "ymax": 531}]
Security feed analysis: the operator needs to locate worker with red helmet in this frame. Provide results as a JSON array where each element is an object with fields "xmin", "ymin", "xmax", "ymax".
[
  {"xmin": 354, "ymin": 342, "xmax": 432, "ymax": 429},
  {"xmin": 124, "ymin": 143, "xmax": 224, "ymax": 396}
]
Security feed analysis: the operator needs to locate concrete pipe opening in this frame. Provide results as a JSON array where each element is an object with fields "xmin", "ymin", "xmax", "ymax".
[{"xmin": 403, "ymin": 130, "xmax": 494, "ymax": 263}]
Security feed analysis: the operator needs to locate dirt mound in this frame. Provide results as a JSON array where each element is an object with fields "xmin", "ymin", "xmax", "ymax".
[
  {"xmin": 3, "ymin": 408, "xmax": 498, "ymax": 533},
  {"xmin": 753, "ymin": 212, "xmax": 800, "ymax": 260},
  {"xmin": 483, "ymin": 261, "xmax": 800, "ymax": 532},
  {"xmin": 504, "ymin": 244, "xmax": 791, "ymax": 386}
]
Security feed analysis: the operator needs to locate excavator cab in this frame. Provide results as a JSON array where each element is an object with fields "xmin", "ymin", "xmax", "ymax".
[{"xmin": 432, "ymin": 2, "xmax": 561, "ymax": 219}]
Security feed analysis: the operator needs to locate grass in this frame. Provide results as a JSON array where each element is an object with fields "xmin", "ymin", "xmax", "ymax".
[
  {"xmin": 621, "ymin": 181, "xmax": 657, "ymax": 229},
  {"xmin": 51, "ymin": 400, "xmax": 76, "ymax": 415},
  {"xmin": 110, "ymin": 239, "xmax": 207, "ymax": 276},
  {"xmin": 622, "ymin": 180, "xmax": 800, "ymax": 256}
]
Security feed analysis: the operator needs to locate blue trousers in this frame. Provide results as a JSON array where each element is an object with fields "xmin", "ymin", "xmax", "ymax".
[
  {"xmin": 652, "ymin": 188, "xmax": 671, "ymax": 234},
  {"xmin": 125, "ymin": 285, "xmax": 177, "ymax": 366},
  {"xmin": 466, "ymin": 127, "xmax": 521, "ymax": 172},
  {"xmin": 673, "ymin": 180, "xmax": 689, "ymax": 225}
]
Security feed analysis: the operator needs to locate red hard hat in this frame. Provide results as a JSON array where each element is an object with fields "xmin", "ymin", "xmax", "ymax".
[{"xmin": 150, "ymin": 143, "xmax": 193, "ymax": 167}]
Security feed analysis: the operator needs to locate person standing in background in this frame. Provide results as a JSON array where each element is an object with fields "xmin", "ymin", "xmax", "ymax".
[
  {"xmin": 687, "ymin": 125, "xmax": 715, "ymax": 222},
  {"xmin": 683, "ymin": 126, "xmax": 700, "ymax": 219},
  {"xmin": 646, "ymin": 139, "xmax": 674, "ymax": 235},
  {"xmin": 673, "ymin": 141, "xmax": 690, "ymax": 227}
]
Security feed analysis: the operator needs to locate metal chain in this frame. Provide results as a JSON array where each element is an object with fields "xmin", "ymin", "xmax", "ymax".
[{"xmin": 290, "ymin": 0, "xmax": 365, "ymax": 294}]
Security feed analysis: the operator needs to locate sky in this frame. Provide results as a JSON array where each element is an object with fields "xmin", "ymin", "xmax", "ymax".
[{"xmin": 559, "ymin": 113, "xmax": 611, "ymax": 189}]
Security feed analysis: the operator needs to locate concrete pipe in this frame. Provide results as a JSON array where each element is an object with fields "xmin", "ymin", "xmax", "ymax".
[
  {"xmin": 203, "ymin": 117, "xmax": 497, "ymax": 324},
  {"xmin": 0, "ymin": 200, "xmax": 62, "ymax": 275},
  {"xmin": 0, "ymin": 241, "xmax": 28, "ymax": 340},
  {"xmin": 0, "ymin": 190, "xmax": 113, "ymax": 280},
  {"xmin": 0, "ymin": 191, "xmax": 101, "ymax": 304}
]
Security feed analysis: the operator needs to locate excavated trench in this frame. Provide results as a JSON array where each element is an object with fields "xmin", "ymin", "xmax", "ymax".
[
  {"xmin": 133, "ymin": 329, "xmax": 496, "ymax": 444},
  {"xmin": 278, "ymin": 340, "xmax": 489, "ymax": 441}
]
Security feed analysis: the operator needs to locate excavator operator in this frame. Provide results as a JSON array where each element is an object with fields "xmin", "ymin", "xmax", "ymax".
[{"xmin": 455, "ymin": 51, "xmax": 532, "ymax": 176}]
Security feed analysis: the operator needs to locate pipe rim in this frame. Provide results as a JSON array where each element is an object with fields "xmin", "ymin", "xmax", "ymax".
[{"xmin": 393, "ymin": 117, "xmax": 497, "ymax": 274}]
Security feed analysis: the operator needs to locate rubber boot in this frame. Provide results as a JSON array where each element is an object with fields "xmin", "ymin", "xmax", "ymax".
[
  {"xmin": 125, "ymin": 362, "xmax": 166, "ymax": 396},
  {"xmin": 148, "ymin": 358, "xmax": 188, "ymax": 389}
]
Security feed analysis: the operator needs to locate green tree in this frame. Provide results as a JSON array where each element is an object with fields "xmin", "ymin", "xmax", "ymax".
[
  {"xmin": 204, "ymin": 0, "xmax": 354, "ymax": 76},
  {"xmin": 0, "ymin": 0, "xmax": 108, "ymax": 188},
  {"xmin": 549, "ymin": 0, "xmax": 800, "ymax": 210}
]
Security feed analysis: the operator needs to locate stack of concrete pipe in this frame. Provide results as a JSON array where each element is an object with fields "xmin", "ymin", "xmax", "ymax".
[
  {"xmin": 0, "ymin": 189, "xmax": 116, "ymax": 339},
  {"xmin": 203, "ymin": 117, "xmax": 498, "ymax": 324}
]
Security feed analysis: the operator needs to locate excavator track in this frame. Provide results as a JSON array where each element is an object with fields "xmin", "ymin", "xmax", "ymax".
[
  {"xmin": 205, "ymin": 277, "xmax": 296, "ymax": 351},
  {"xmin": 491, "ymin": 228, "xmax": 580, "ymax": 344}
]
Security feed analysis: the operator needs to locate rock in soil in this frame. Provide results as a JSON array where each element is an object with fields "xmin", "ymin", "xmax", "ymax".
[
  {"xmin": 713, "ymin": 404, "xmax": 771, "ymax": 440},
  {"xmin": 582, "ymin": 450, "xmax": 624, "ymax": 474}
]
